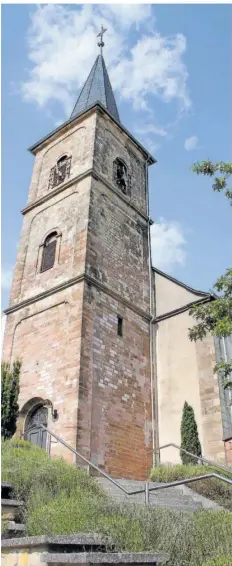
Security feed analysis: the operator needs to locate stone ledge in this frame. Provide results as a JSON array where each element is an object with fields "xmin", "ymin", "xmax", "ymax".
[
  {"xmin": 1, "ymin": 534, "xmax": 108, "ymax": 550},
  {"xmin": 1, "ymin": 499, "xmax": 24, "ymax": 507},
  {"xmin": 41, "ymin": 552, "xmax": 169, "ymax": 564},
  {"xmin": 1, "ymin": 481, "xmax": 12, "ymax": 488}
]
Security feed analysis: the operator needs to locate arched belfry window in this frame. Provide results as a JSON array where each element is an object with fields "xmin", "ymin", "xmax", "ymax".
[
  {"xmin": 48, "ymin": 154, "xmax": 72, "ymax": 190},
  {"xmin": 40, "ymin": 232, "xmax": 58, "ymax": 272},
  {"xmin": 113, "ymin": 158, "xmax": 130, "ymax": 196}
]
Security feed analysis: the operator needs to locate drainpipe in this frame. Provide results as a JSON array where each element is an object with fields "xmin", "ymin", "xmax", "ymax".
[
  {"xmin": 222, "ymin": 337, "xmax": 232, "ymax": 421},
  {"xmin": 145, "ymin": 156, "xmax": 156, "ymax": 468}
]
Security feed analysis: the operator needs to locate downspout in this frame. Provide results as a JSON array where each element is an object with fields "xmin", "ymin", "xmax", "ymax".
[
  {"xmin": 145, "ymin": 156, "xmax": 156, "ymax": 468},
  {"xmin": 222, "ymin": 337, "xmax": 232, "ymax": 421}
]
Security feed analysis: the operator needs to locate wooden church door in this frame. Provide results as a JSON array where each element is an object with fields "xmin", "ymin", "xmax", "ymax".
[{"xmin": 25, "ymin": 405, "xmax": 48, "ymax": 449}]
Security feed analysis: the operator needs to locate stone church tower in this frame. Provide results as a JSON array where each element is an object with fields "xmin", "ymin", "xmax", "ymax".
[
  {"xmin": 3, "ymin": 36, "xmax": 232, "ymax": 474},
  {"xmin": 2, "ymin": 43, "xmax": 156, "ymax": 478}
]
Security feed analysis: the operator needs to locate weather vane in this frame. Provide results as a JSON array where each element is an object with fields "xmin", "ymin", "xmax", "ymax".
[{"xmin": 97, "ymin": 25, "xmax": 107, "ymax": 55}]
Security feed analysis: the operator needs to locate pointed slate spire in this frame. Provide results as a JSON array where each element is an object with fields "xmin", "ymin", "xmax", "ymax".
[{"xmin": 70, "ymin": 54, "xmax": 120, "ymax": 123}]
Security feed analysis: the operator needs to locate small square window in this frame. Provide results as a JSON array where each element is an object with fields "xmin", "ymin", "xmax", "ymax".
[{"xmin": 117, "ymin": 316, "xmax": 123, "ymax": 337}]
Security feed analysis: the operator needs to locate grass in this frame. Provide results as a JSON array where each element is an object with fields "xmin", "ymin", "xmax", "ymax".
[
  {"xmin": 202, "ymin": 558, "xmax": 232, "ymax": 566},
  {"xmin": 2, "ymin": 439, "xmax": 232, "ymax": 566},
  {"xmin": 150, "ymin": 463, "xmax": 232, "ymax": 512}
]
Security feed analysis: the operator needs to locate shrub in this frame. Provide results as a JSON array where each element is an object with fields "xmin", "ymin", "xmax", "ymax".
[
  {"xmin": 203, "ymin": 557, "xmax": 232, "ymax": 566},
  {"xmin": 1, "ymin": 360, "xmax": 21, "ymax": 440},
  {"xmin": 2, "ymin": 438, "xmax": 106, "ymax": 523},
  {"xmin": 26, "ymin": 494, "xmax": 232, "ymax": 565},
  {"xmin": 180, "ymin": 401, "xmax": 202, "ymax": 464},
  {"xmin": 149, "ymin": 464, "xmax": 232, "ymax": 512}
]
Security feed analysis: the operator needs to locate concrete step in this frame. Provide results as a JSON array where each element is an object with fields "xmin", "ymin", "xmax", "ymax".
[
  {"xmin": 41, "ymin": 551, "xmax": 169, "ymax": 565},
  {"xmin": 96, "ymin": 477, "xmax": 203, "ymax": 512},
  {"xmin": 2, "ymin": 521, "xmax": 26, "ymax": 539},
  {"xmin": 1, "ymin": 499, "xmax": 24, "ymax": 520},
  {"xmin": 96, "ymin": 478, "xmax": 185, "ymax": 496},
  {"xmin": 98, "ymin": 487, "xmax": 196, "ymax": 504}
]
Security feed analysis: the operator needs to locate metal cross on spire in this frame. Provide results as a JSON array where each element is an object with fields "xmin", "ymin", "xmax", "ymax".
[{"xmin": 97, "ymin": 25, "xmax": 107, "ymax": 55}]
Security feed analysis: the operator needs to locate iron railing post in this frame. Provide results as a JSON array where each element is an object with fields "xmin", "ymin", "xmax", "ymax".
[{"xmin": 145, "ymin": 481, "xmax": 149, "ymax": 506}]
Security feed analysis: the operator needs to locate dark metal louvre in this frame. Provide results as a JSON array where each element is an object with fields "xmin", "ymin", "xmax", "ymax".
[{"xmin": 41, "ymin": 239, "xmax": 56, "ymax": 272}]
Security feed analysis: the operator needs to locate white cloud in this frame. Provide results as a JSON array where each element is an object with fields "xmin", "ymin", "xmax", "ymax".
[
  {"xmin": 184, "ymin": 135, "xmax": 198, "ymax": 151},
  {"xmin": 1, "ymin": 267, "xmax": 13, "ymax": 290},
  {"xmin": 103, "ymin": 4, "xmax": 153, "ymax": 30},
  {"xmin": 21, "ymin": 5, "xmax": 191, "ymax": 119},
  {"xmin": 151, "ymin": 218, "xmax": 187, "ymax": 272},
  {"xmin": 135, "ymin": 123, "xmax": 168, "ymax": 137}
]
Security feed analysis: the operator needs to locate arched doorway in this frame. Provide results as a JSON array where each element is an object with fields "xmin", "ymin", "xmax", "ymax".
[{"xmin": 25, "ymin": 404, "xmax": 48, "ymax": 448}]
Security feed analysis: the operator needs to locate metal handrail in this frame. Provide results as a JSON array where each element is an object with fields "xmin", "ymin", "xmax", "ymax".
[
  {"xmin": 28, "ymin": 425, "xmax": 232, "ymax": 506},
  {"xmin": 35, "ymin": 424, "xmax": 130, "ymax": 496},
  {"xmin": 149, "ymin": 442, "xmax": 232, "ymax": 477},
  {"xmin": 147, "ymin": 473, "xmax": 232, "ymax": 492}
]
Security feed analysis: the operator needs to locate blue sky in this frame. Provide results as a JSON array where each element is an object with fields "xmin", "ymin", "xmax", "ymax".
[{"xmin": 1, "ymin": 3, "xmax": 231, "ymax": 310}]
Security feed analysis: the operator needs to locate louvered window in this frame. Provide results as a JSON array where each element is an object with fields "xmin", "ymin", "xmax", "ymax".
[
  {"xmin": 113, "ymin": 158, "xmax": 130, "ymax": 196},
  {"xmin": 40, "ymin": 233, "xmax": 57, "ymax": 272},
  {"xmin": 48, "ymin": 155, "xmax": 71, "ymax": 190}
]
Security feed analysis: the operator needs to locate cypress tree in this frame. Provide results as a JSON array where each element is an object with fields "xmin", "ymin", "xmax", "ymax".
[
  {"xmin": 1, "ymin": 360, "xmax": 21, "ymax": 439},
  {"xmin": 180, "ymin": 401, "xmax": 202, "ymax": 465}
]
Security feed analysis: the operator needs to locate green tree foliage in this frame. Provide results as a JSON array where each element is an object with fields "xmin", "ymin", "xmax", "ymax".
[
  {"xmin": 189, "ymin": 160, "xmax": 232, "ymax": 389},
  {"xmin": 1, "ymin": 360, "xmax": 21, "ymax": 439},
  {"xmin": 180, "ymin": 401, "xmax": 202, "ymax": 464},
  {"xmin": 192, "ymin": 160, "xmax": 232, "ymax": 204}
]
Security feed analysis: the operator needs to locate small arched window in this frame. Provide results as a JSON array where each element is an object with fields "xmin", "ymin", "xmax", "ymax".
[
  {"xmin": 48, "ymin": 154, "xmax": 72, "ymax": 190},
  {"xmin": 40, "ymin": 232, "xmax": 57, "ymax": 272}
]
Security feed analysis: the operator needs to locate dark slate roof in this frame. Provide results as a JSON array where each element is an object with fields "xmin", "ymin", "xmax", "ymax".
[{"xmin": 70, "ymin": 55, "xmax": 120, "ymax": 123}]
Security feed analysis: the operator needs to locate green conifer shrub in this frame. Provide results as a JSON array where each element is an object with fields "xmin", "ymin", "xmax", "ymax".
[
  {"xmin": 180, "ymin": 401, "xmax": 202, "ymax": 464},
  {"xmin": 1, "ymin": 360, "xmax": 21, "ymax": 439}
]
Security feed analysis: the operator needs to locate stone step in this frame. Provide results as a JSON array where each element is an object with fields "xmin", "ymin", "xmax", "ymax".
[
  {"xmin": 2, "ymin": 521, "xmax": 26, "ymax": 539},
  {"xmin": 102, "ymin": 489, "xmax": 200, "ymax": 505},
  {"xmin": 106, "ymin": 495, "xmax": 201, "ymax": 511},
  {"xmin": 41, "ymin": 551, "xmax": 169, "ymax": 565},
  {"xmin": 96, "ymin": 477, "xmax": 203, "ymax": 512},
  {"xmin": 2, "ymin": 534, "xmax": 112, "ymax": 553},
  {"xmin": 96, "ymin": 478, "xmax": 185, "ymax": 497},
  {"xmin": 98, "ymin": 486, "xmax": 195, "ymax": 503},
  {"xmin": 1, "ymin": 499, "xmax": 24, "ymax": 520}
]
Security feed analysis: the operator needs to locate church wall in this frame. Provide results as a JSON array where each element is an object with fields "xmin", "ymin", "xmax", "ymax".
[
  {"xmin": 156, "ymin": 311, "xmax": 225, "ymax": 464},
  {"xmin": 8, "ymin": 177, "xmax": 91, "ymax": 307},
  {"xmin": 93, "ymin": 113, "xmax": 148, "ymax": 216},
  {"xmin": 26, "ymin": 113, "xmax": 96, "ymax": 205},
  {"xmin": 2, "ymin": 283, "xmax": 85, "ymax": 462},
  {"xmin": 74, "ymin": 113, "xmax": 153, "ymax": 479},
  {"xmin": 78, "ymin": 282, "xmax": 152, "ymax": 480},
  {"xmin": 86, "ymin": 178, "xmax": 150, "ymax": 311},
  {"xmin": 195, "ymin": 337, "xmax": 225, "ymax": 461},
  {"xmin": 155, "ymin": 271, "xmax": 204, "ymax": 317}
]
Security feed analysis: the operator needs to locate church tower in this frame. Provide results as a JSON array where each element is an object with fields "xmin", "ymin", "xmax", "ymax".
[{"xmin": 2, "ymin": 31, "xmax": 156, "ymax": 479}]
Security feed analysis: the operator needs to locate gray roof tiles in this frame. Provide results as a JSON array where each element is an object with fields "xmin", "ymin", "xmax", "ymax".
[{"xmin": 71, "ymin": 55, "xmax": 120, "ymax": 123}]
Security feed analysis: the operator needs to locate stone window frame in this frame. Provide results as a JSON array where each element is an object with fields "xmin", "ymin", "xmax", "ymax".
[
  {"xmin": 113, "ymin": 157, "xmax": 131, "ymax": 197},
  {"xmin": 48, "ymin": 153, "xmax": 72, "ymax": 190},
  {"xmin": 36, "ymin": 228, "xmax": 62, "ymax": 274}
]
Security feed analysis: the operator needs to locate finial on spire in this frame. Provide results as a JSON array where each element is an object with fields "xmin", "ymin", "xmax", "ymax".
[{"xmin": 97, "ymin": 25, "xmax": 107, "ymax": 55}]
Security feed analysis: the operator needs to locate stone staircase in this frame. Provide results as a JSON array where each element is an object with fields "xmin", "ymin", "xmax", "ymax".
[
  {"xmin": 1, "ymin": 475, "xmax": 221, "ymax": 566},
  {"xmin": 2, "ymin": 534, "xmax": 169, "ymax": 565},
  {"xmin": 96, "ymin": 477, "xmax": 222, "ymax": 512},
  {"xmin": 1, "ymin": 481, "xmax": 26, "ymax": 538},
  {"xmin": 1, "ymin": 481, "xmax": 169, "ymax": 564}
]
